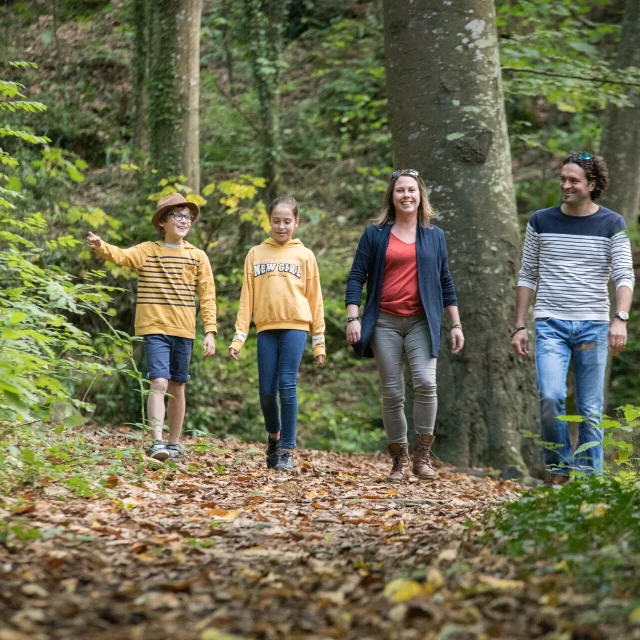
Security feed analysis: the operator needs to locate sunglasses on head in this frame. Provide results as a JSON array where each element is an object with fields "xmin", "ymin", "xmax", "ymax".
[
  {"xmin": 569, "ymin": 152, "xmax": 593, "ymax": 161},
  {"xmin": 392, "ymin": 169, "xmax": 419, "ymax": 178}
]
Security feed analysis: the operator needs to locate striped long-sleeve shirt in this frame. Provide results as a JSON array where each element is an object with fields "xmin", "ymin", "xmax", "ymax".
[
  {"xmin": 518, "ymin": 205, "xmax": 634, "ymax": 321},
  {"xmin": 94, "ymin": 240, "xmax": 217, "ymax": 338}
]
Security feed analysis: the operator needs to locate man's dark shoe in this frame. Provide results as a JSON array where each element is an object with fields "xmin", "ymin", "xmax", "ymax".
[
  {"xmin": 266, "ymin": 437, "xmax": 281, "ymax": 469},
  {"xmin": 276, "ymin": 450, "xmax": 294, "ymax": 472},
  {"xmin": 546, "ymin": 473, "xmax": 571, "ymax": 486}
]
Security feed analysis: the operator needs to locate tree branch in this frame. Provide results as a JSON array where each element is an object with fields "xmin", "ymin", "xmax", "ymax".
[{"xmin": 501, "ymin": 66, "xmax": 640, "ymax": 88}]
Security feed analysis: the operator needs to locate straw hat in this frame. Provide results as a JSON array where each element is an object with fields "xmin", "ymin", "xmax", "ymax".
[{"xmin": 152, "ymin": 193, "xmax": 200, "ymax": 229}]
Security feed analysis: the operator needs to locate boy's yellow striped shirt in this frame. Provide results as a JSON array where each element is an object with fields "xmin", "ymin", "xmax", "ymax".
[{"xmin": 94, "ymin": 240, "xmax": 217, "ymax": 339}]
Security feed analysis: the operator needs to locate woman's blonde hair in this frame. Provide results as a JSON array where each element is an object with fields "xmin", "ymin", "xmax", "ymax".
[{"xmin": 373, "ymin": 170, "xmax": 436, "ymax": 228}]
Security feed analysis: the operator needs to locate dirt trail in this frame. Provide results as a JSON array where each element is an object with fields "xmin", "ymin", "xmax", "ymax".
[{"xmin": 1, "ymin": 433, "xmax": 528, "ymax": 639}]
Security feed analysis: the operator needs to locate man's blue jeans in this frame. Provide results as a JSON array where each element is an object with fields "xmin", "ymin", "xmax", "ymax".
[
  {"xmin": 535, "ymin": 318, "xmax": 609, "ymax": 476},
  {"xmin": 257, "ymin": 329, "xmax": 308, "ymax": 450}
]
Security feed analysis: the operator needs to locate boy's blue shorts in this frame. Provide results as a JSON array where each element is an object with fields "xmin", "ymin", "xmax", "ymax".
[{"xmin": 143, "ymin": 334, "xmax": 194, "ymax": 383}]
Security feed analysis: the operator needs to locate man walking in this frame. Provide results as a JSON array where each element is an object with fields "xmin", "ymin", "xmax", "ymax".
[{"xmin": 512, "ymin": 152, "xmax": 634, "ymax": 484}]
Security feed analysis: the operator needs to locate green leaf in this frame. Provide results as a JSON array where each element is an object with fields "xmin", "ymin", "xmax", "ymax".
[
  {"xmin": 8, "ymin": 312, "xmax": 28, "ymax": 324},
  {"xmin": 574, "ymin": 441, "xmax": 600, "ymax": 455},
  {"xmin": 66, "ymin": 165, "xmax": 84, "ymax": 183},
  {"xmin": 556, "ymin": 415, "xmax": 585, "ymax": 422},
  {"xmin": 63, "ymin": 415, "xmax": 85, "ymax": 427}
]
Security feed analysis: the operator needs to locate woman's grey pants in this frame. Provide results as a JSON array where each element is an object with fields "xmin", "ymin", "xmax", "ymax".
[{"xmin": 371, "ymin": 313, "xmax": 438, "ymax": 444}]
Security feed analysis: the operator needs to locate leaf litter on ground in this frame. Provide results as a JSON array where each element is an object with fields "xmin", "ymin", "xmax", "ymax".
[{"xmin": 1, "ymin": 427, "xmax": 639, "ymax": 639}]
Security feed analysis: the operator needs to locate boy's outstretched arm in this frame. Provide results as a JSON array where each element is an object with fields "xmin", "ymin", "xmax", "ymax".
[{"xmin": 87, "ymin": 231, "xmax": 148, "ymax": 269}]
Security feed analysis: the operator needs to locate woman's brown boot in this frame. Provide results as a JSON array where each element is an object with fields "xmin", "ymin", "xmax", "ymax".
[
  {"xmin": 387, "ymin": 443, "xmax": 410, "ymax": 482},
  {"xmin": 413, "ymin": 434, "xmax": 436, "ymax": 480}
]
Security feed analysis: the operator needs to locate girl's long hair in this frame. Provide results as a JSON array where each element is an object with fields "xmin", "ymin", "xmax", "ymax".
[{"xmin": 372, "ymin": 171, "xmax": 436, "ymax": 228}]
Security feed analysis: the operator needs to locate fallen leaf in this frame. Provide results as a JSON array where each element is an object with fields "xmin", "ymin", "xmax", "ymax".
[
  {"xmin": 384, "ymin": 578, "xmax": 424, "ymax": 603},
  {"xmin": 477, "ymin": 575, "xmax": 525, "ymax": 591},
  {"xmin": 208, "ymin": 508, "xmax": 240, "ymax": 520}
]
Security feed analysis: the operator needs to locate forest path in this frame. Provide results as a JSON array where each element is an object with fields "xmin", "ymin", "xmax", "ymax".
[{"xmin": 2, "ymin": 432, "xmax": 533, "ymax": 640}]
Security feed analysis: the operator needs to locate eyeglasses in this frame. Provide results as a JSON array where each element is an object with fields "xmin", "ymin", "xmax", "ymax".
[
  {"xmin": 392, "ymin": 169, "xmax": 420, "ymax": 178},
  {"xmin": 169, "ymin": 212, "xmax": 194, "ymax": 223}
]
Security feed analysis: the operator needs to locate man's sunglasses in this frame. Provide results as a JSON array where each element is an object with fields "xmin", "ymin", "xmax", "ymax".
[
  {"xmin": 569, "ymin": 152, "xmax": 593, "ymax": 161},
  {"xmin": 392, "ymin": 169, "xmax": 420, "ymax": 178}
]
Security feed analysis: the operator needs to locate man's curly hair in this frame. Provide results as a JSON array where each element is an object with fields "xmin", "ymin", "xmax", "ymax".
[{"xmin": 562, "ymin": 152, "xmax": 609, "ymax": 201}]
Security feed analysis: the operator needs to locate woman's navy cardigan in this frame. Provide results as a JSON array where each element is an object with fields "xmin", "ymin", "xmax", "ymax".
[{"xmin": 345, "ymin": 222, "xmax": 458, "ymax": 358}]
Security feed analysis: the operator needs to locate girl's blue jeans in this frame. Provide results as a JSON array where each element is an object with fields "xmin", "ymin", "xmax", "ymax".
[
  {"xmin": 535, "ymin": 318, "xmax": 609, "ymax": 476},
  {"xmin": 257, "ymin": 329, "xmax": 308, "ymax": 450}
]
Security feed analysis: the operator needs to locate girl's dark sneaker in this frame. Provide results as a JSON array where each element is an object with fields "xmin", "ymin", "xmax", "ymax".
[
  {"xmin": 167, "ymin": 443, "xmax": 184, "ymax": 460},
  {"xmin": 148, "ymin": 440, "xmax": 169, "ymax": 461},
  {"xmin": 266, "ymin": 437, "xmax": 281, "ymax": 469},
  {"xmin": 276, "ymin": 450, "xmax": 294, "ymax": 472}
]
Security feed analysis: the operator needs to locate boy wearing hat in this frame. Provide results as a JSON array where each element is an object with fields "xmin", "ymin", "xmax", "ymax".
[{"xmin": 87, "ymin": 193, "xmax": 217, "ymax": 460}]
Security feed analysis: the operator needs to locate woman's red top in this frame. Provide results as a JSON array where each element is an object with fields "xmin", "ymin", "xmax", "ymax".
[{"xmin": 379, "ymin": 233, "xmax": 424, "ymax": 316}]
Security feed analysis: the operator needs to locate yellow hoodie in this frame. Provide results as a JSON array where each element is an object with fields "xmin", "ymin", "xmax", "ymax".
[{"xmin": 230, "ymin": 238, "xmax": 325, "ymax": 357}]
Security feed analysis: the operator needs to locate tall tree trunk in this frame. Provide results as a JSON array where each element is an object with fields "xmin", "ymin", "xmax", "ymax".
[
  {"xmin": 148, "ymin": 0, "xmax": 179, "ymax": 177},
  {"xmin": 148, "ymin": 0, "xmax": 202, "ymax": 188},
  {"xmin": 600, "ymin": 0, "xmax": 640, "ymax": 226},
  {"xmin": 221, "ymin": 0, "xmax": 235, "ymax": 95},
  {"xmin": 132, "ymin": 0, "xmax": 148, "ymax": 150},
  {"xmin": 383, "ymin": 0, "xmax": 539, "ymax": 471},
  {"xmin": 243, "ymin": 0, "xmax": 289, "ymax": 203},
  {"xmin": 176, "ymin": 0, "xmax": 203, "ymax": 193}
]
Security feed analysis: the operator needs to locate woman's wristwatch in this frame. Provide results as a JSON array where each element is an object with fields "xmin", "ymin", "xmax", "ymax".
[{"xmin": 346, "ymin": 316, "xmax": 359, "ymax": 323}]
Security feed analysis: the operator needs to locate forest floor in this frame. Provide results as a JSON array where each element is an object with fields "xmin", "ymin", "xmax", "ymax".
[{"xmin": 0, "ymin": 430, "xmax": 635, "ymax": 640}]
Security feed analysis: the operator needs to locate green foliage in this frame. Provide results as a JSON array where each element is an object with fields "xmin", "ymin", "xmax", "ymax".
[
  {"xmin": 522, "ymin": 405, "xmax": 640, "ymax": 477},
  {"xmin": 493, "ymin": 475, "xmax": 640, "ymax": 612},
  {"xmin": 498, "ymin": 0, "xmax": 639, "ymax": 112},
  {"xmin": 0, "ymin": 70, "xmax": 142, "ymax": 453}
]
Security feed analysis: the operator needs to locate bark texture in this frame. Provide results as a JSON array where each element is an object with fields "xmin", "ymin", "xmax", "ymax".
[
  {"xmin": 176, "ymin": 0, "xmax": 203, "ymax": 192},
  {"xmin": 383, "ymin": 0, "xmax": 539, "ymax": 471},
  {"xmin": 148, "ymin": 0, "xmax": 179, "ymax": 177},
  {"xmin": 243, "ymin": 0, "xmax": 289, "ymax": 202},
  {"xmin": 600, "ymin": 0, "xmax": 640, "ymax": 225},
  {"xmin": 132, "ymin": 0, "xmax": 148, "ymax": 150}
]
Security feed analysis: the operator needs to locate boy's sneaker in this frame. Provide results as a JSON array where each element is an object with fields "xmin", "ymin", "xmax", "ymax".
[
  {"xmin": 276, "ymin": 450, "xmax": 294, "ymax": 472},
  {"xmin": 266, "ymin": 437, "xmax": 281, "ymax": 469},
  {"xmin": 167, "ymin": 443, "xmax": 184, "ymax": 460},
  {"xmin": 148, "ymin": 440, "xmax": 169, "ymax": 461}
]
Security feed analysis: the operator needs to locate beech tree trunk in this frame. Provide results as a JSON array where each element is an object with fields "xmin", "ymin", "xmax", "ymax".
[
  {"xmin": 176, "ymin": 0, "xmax": 203, "ymax": 193},
  {"xmin": 383, "ymin": 0, "xmax": 539, "ymax": 471},
  {"xmin": 600, "ymin": 0, "xmax": 640, "ymax": 226}
]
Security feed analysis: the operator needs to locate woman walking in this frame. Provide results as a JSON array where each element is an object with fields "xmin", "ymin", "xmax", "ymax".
[
  {"xmin": 345, "ymin": 170, "xmax": 463, "ymax": 482},
  {"xmin": 229, "ymin": 196, "xmax": 325, "ymax": 471}
]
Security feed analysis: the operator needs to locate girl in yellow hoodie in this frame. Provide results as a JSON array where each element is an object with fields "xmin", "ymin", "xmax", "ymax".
[{"xmin": 229, "ymin": 196, "xmax": 326, "ymax": 471}]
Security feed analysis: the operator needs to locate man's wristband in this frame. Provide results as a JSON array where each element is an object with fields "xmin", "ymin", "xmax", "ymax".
[
  {"xmin": 450, "ymin": 323, "xmax": 462, "ymax": 331},
  {"xmin": 510, "ymin": 326, "xmax": 526, "ymax": 338},
  {"xmin": 346, "ymin": 316, "xmax": 359, "ymax": 323}
]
